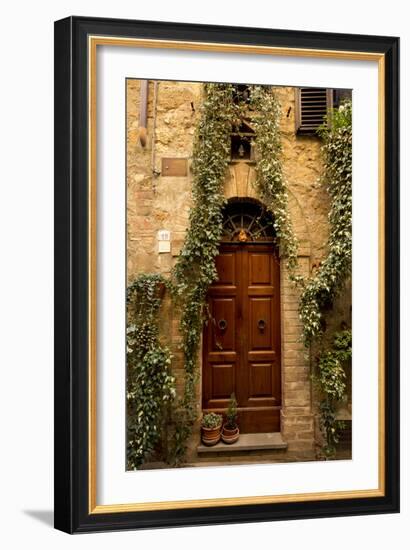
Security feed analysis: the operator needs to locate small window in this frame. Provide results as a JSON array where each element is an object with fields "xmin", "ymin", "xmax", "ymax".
[
  {"xmin": 295, "ymin": 88, "xmax": 333, "ymax": 135},
  {"xmin": 295, "ymin": 88, "xmax": 352, "ymax": 135},
  {"xmin": 230, "ymin": 120, "xmax": 255, "ymax": 161}
]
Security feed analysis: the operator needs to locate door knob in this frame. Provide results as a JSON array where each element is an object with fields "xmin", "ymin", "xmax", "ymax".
[{"xmin": 258, "ymin": 319, "xmax": 266, "ymax": 332}]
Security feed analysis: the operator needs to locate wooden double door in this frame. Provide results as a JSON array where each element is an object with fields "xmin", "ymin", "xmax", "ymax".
[{"xmin": 203, "ymin": 242, "xmax": 281, "ymax": 433}]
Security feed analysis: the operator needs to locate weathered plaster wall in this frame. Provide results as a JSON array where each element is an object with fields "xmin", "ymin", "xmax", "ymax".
[{"xmin": 126, "ymin": 79, "xmax": 351, "ymax": 463}]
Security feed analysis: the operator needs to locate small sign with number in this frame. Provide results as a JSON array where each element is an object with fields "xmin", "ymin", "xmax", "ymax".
[{"xmin": 157, "ymin": 229, "xmax": 171, "ymax": 253}]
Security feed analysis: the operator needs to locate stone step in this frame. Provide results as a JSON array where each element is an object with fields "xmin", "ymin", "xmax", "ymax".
[{"xmin": 197, "ymin": 432, "xmax": 287, "ymax": 455}]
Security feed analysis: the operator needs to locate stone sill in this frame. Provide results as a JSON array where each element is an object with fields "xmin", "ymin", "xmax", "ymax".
[{"xmin": 197, "ymin": 432, "xmax": 287, "ymax": 455}]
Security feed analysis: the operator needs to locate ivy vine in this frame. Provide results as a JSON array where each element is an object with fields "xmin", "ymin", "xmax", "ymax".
[
  {"xmin": 299, "ymin": 101, "xmax": 352, "ymax": 346},
  {"xmin": 127, "ymin": 274, "xmax": 176, "ymax": 469},
  {"xmin": 128, "ymin": 86, "xmax": 351, "ymax": 464},
  {"xmin": 250, "ymin": 86, "xmax": 299, "ymax": 274},
  {"xmin": 170, "ymin": 83, "xmax": 234, "ymax": 463},
  {"xmin": 169, "ymin": 83, "xmax": 300, "ymax": 463},
  {"xmin": 314, "ymin": 329, "xmax": 352, "ymax": 457},
  {"xmin": 298, "ymin": 100, "xmax": 353, "ymax": 458}
]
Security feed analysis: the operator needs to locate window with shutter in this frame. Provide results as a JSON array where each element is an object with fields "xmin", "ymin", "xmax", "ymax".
[{"xmin": 295, "ymin": 88, "xmax": 333, "ymax": 135}]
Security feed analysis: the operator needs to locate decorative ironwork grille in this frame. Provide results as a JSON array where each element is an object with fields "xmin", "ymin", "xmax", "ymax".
[{"xmin": 221, "ymin": 200, "xmax": 276, "ymax": 242}]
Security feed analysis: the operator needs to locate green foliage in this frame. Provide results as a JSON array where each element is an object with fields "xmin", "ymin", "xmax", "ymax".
[
  {"xmin": 250, "ymin": 86, "xmax": 299, "ymax": 274},
  {"xmin": 295, "ymin": 101, "xmax": 352, "ymax": 457},
  {"xmin": 170, "ymin": 83, "xmax": 235, "ymax": 463},
  {"xmin": 201, "ymin": 412, "xmax": 223, "ymax": 429},
  {"xmin": 319, "ymin": 401, "xmax": 346, "ymax": 459},
  {"xmin": 314, "ymin": 329, "xmax": 352, "ymax": 458},
  {"xmin": 127, "ymin": 274, "xmax": 176, "ymax": 469},
  {"xmin": 170, "ymin": 83, "xmax": 299, "ymax": 464},
  {"xmin": 226, "ymin": 393, "xmax": 238, "ymax": 428},
  {"xmin": 126, "ymin": 93, "xmax": 352, "ymax": 465},
  {"xmin": 315, "ymin": 329, "xmax": 351, "ymax": 400},
  {"xmin": 299, "ymin": 101, "xmax": 352, "ymax": 346},
  {"xmin": 316, "ymin": 354, "xmax": 346, "ymax": 401}
]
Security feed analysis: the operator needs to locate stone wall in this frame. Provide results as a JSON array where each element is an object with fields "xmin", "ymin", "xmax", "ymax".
[{"xmin": 127, "ymin": 79, "xmax": 351, "ymax": 463}]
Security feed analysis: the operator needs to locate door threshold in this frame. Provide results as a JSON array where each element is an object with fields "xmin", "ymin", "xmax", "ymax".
[{"xmin": 197, "ymin": 432, "xmax": 287, "ymax": 454}]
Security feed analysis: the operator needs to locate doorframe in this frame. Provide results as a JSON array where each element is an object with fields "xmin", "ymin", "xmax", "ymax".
[
  {"xmin": 196, "ymin": 194, "xmax": 315, "ymax": 455},
  {"xmin": 201, "ymin": 238, "xmax": 282, "ymax": 434}
]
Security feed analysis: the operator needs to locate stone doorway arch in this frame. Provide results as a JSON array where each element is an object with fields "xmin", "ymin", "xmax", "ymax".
[
  {"xmin": 213, "ymin": 164, "xmax": 316, "ymax": 457},
  {"xmin": 202, "ymin": 198, "xmax": 282, "ymax": 433}
]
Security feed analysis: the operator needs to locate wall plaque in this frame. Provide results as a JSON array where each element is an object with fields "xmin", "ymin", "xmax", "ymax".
[{"xmin": 161, "ymin": 157, "xmax": 188, "ymax": 177}]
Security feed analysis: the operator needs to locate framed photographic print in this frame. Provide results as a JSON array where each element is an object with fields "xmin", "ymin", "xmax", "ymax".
[{"xmin": 54, "ymin": 16, "xmax": 400, "ymax": 533}]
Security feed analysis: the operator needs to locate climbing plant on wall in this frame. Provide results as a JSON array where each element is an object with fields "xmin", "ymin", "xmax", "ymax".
[
  {"xmin": 314, "ymin": 329, "xmax": 352, "ymax": 457},
  {"xmin": 298, "ymin": 101, "xmax": 353, "ymax": 457},
  {"xmin": 127, "ymin": 273, "xmax": 176, "ymax": 469},
  {"xmin": 170, "ymin": 83, "xmax": 300, "ymax": 463},
  {"xmin": 299, "ymin": 101, "xmax": 352, "ymax": 346},
  {"xmin": 250, "ymin": 86, "xmax": 299, "ymax": 275},
  {"xmin": 127, "ymin": 88, "xmax": 351, "ymax": 465},
  {"xmin": 170, "ymin": 83, "xmax": 235, "ymax": 463}
]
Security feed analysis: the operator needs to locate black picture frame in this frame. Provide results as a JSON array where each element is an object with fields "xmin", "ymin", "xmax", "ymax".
[{"xmin": 54, "ymin": 16, "xmax": 400, "ymax": 533}]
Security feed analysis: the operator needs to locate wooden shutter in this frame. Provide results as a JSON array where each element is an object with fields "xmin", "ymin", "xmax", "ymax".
[{"xmin": 295, "ymin": 88, "xmax": 333, "ymax": 135}]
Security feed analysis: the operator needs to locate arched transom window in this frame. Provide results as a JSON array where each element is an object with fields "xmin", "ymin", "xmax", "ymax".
[{"xmin": 221, "ymin": 199, "xmax": 276, "ymax": 243}]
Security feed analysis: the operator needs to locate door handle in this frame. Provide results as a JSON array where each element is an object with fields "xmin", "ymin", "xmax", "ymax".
[{"xmin": 258, "ymin": 319, "xmax": 266, "ymax": 332}]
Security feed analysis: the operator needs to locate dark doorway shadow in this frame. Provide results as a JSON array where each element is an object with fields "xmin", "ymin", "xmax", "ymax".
[{"xmin": 23, "ymin": 510, "xmax": 54, "ymax": 527}]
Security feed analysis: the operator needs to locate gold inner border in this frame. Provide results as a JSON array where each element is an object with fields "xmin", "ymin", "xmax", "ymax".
[{"xmin": 88, "ymin": 35, "xmax": 386, "ymax": 514}]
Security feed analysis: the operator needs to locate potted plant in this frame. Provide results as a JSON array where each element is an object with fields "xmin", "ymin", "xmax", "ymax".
[
  {"xmin": 222, "ymin": 393, "xmax": 240, "ymax": 444},
  {"xmin": 201, "ymin": 412, "xmax": 223, "ymax": 446}
]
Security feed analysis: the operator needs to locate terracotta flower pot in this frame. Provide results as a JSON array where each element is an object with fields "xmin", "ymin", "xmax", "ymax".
[
  {"xmin": 201, "ymin": 424, "xmax": 222, "ymax": 446},
  {"xmin": 221, "ymin": 423, "xmax": 240, "ymax": 444}
]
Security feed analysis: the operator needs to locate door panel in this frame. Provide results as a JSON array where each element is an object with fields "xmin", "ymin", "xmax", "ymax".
[
  {"xmin": 211, "ymin": 364, "xmax": 235, "ymax": 399},
  {"xmin": 215, "ymin": 253, "xmax": 236, "ymax": 285},
  {"xmin": 249, "ymin": 362, "xmax": 273, "ymax": 397},
  {"xmin": 249, "ymin": 252, "xmax": 271, "ymax": 285},
  {"xmin": 210, "ymin": 298, "xmax": 236, "ymax": 351},
  {"xmin": 249, "ymin": 297, "xmax": 273, "ymax": 350},
  {"xmin": 203, "ymin": 243, "xmax": 281, "ymax": 433}
]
